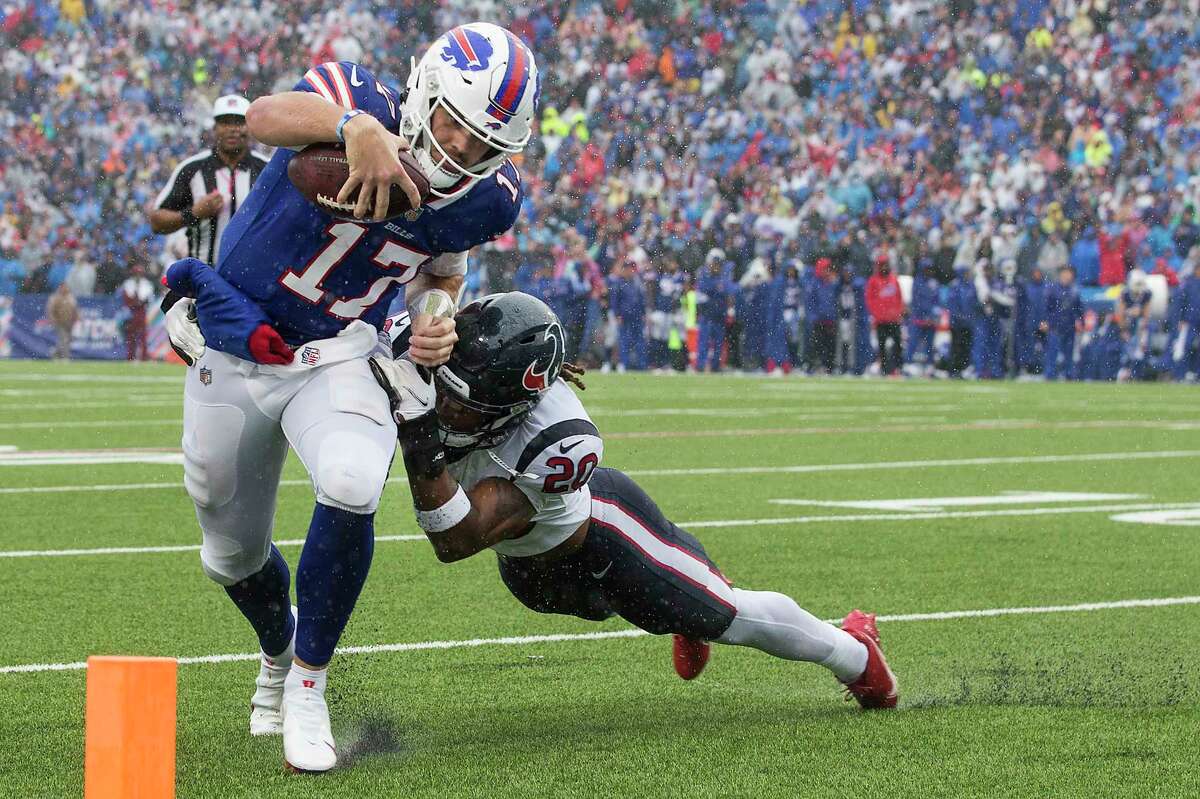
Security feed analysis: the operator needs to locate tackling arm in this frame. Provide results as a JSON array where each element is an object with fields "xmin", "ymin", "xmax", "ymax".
[
  {"xmin": 366, "ymin": 357, "xmax": 536, "ymax": 562},
  {"xmin": 408, "ymin": 459, "xmax": 539, "ymax": 563}
]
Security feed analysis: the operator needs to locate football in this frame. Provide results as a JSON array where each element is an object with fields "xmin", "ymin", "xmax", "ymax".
[{"xmin": 286, "ymin": 142, "xmax": 431, "ymax": 221}]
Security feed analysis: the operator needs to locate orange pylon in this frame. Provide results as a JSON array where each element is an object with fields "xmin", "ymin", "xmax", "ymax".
[{"xmin": 84, "ymin": 656, "xmax": 177, "ymax": 799}]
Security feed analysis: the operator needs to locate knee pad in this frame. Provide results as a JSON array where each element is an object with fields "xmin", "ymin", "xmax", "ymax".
[
  {"xmin": 199, "ymin": 545, "xmax": 268, "ymax": 587},
  {"xmin": 313, "ymin": 431, "xmax": 390, "ymax": 514}
]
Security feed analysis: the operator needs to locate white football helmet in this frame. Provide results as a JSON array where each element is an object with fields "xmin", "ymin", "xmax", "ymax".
[
  {"xmin": 402, "ymin": 23, "xmax": 539, "ymax": 202},
  {"xmin": 1127, "ymin": 268, "xmax": 1147, "ymax": 293}
]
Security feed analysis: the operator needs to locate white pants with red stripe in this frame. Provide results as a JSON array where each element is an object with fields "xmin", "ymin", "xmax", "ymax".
[{"xmin": 497, "ymin": 467, "xmax": 867, "ymax": 680}]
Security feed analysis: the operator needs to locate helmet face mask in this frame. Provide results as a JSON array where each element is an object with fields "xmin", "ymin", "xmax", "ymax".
[
  {"xmin": 434, "ymin": 373, "xmax": 535, "ymax": 454},
  {"xmin": 432, "ymin": 293, "xmax": 565, "ymax": 456},
  {"xmin": 402, "ymin": 23, "xmax": 539, "ymax": 202}
]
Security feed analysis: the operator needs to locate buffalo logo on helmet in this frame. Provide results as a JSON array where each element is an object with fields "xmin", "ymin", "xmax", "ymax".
[
  {"xmin": 520, "ymin": 323, "xmax": 563, "ymax": 392},
  {"xmin": 440, "ymin": 26, "xmax": 493, "ymax": 71}
]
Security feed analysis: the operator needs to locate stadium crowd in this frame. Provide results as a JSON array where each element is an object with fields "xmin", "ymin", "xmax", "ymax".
[{"xmin": 2, "ymin": 0, "xmax": 1200, "ymax": 379}]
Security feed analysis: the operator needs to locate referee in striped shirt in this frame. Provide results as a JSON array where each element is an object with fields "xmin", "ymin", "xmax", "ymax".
[{"xmin": 148, "ymin": 95, "xmax": 269, "ymax": 265}]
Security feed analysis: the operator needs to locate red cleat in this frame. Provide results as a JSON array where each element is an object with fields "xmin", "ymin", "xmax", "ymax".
[
  {"xmin": 839, "ymin": 610, "xmax": 899, "ymax": 709},
  {"xmin": 673, "ymin": 635, "xmax": 710, "ymax": 680}
]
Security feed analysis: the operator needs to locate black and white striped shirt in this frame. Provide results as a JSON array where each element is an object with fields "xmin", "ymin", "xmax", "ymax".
[{"xmin": 154, "ymin": 149, "xmax": 269, "ymax": 265}]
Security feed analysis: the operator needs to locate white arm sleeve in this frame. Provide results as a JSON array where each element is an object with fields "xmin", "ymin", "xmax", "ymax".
[{"xmin": 425, "ymin": 250, "xmax": 468, "ymax": 277}]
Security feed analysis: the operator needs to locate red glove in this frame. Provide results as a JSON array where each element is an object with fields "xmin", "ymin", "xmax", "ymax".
[{"xmin": 248, "ymin": 324, "xmax": 294, "ymax": 365}]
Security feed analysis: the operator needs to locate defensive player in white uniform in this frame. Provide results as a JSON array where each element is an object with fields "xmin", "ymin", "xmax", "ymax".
[
  {"xmin": 163, "ymin": 24, "xmax": 539, "ymax": 772},
  {"xmin": 370, "ymin": 293, "xmax": 899, "ymax": 708}
]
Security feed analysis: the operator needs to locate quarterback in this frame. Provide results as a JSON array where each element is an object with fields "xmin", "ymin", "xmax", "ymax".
[
  {"xmin": 370, "ymin": 293, "xmax": 899, "ymax": 709},
  {"xmin": 162, "ymin": 23, "xmax": 539, "ymax": 772}
]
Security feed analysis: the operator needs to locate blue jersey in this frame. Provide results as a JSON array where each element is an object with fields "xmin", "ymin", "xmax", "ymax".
[
  {"xmin": 948, "ymin": 276, "xmax": 978, "ymax": 325},
  {"xmin": 1019, "ymin": 278, "xmax": 1049, "ymax": 331},
  {"xmin": 909, "ymin": 274, "xmax": 941, "ymax": 323},
  {"xmin": 991, "ymin": 278, "xmax": 1019, "ymax": 320},
  {"xmin": 807, "ymin": 278, "xmax": 839, "ymax": 323},
  {"xmin": 1120, "ymin": 288, "xmax": 1152, "ymax": 328},
  {"xmin": 696, "ymin": 273, "xmax": 733, "ymax": 321},
  {"xmin": 652, "ymin": 272, "xmax": 684, "ymax": 313},
  {"xmin": 781, "ymin": 276, "xmax": 803, "ymax": 313},
  {"xmin": 216, "ymin": 61, "xmax": 523, "ymax": 345},
  {"xmin": 608, "ymin": 275, "xmax": 646, "ymax": 323},
  {"xmin": 1046, "ymin": 283, "xmax": 1083, "ymax": 332},
  {"xmin": 1180, "ymin": 276, "xmax": 1200, "ymax": 326}
]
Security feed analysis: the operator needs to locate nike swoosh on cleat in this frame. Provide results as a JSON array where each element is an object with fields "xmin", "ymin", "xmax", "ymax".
[
  {"xmin": 560, "ymin": 439, "xmax": 582, "ymax": 453},
  {"xmin": 591, "ymin": 562, "xmax": 612, "ymax": 580}
]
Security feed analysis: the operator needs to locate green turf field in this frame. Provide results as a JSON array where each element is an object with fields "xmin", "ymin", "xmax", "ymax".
[{"xmin": 1, "ymin": 359, "xmax": 1198, "ymax": 798}]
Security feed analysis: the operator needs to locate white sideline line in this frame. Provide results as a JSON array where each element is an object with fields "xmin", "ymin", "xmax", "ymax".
[
  {"xmin": 6, "ymin": 501, "xmax": 1200, "ymax": 560},
  {"xmin": 3, "ymin": 595, "xmax": 1197, "ymax": 676},
  {"xmin": 3, "ymin": 449, "xmax": 1199, "ymax": 494}
]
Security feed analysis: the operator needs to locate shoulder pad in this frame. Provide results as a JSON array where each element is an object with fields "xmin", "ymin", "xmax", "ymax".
[{"xmin": 512, "ymin": 419, "xmax": 603, "ymax": 496}]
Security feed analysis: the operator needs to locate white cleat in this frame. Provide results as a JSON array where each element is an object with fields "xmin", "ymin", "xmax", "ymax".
[
  {"xmin": 250, "ymin": 656, "xmax": 290, "ymax": 736},
  {"xmin": 249, "ymin": 606, "xmax": 296, "ymax": 737},
  {"xmin": 281, "ymin": 668, "xmax": 337, "ymax": 773}
]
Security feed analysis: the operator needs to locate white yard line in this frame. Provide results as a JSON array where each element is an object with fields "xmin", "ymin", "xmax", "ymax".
[
  {"xmin": 606, "ymin": 419, "xmax": 1200, "ymax": 439},
  {"xmin": 2, "ymin": 595, "xmax": 1196, "ymax": 676},
  {"xmin": 2, "ymin": 416, "xmax": 1198, "ymax": 435},
  {"xmin": 3, "ymin": 449, "xmax": 1199, "ymax": 492},
  {"xmin": 583, "ymin": 404, "xmax": 963, "ymax": 417},
  {"xmin": 5, "ymin": 501, "xmax": 1200, "ymax": 559},
  {"xmin": 695, "ymin": 501, "xmax": 1200, "ymax": 528},
  {"xmin": 0, "ymin": 534, "xmax": 424, "ymax": 559},
  {"xmin": 770, "ymin": 492, "xmax": 1145, "ymax": 511},
  {"xmin": 0, "ymin": 374, "xmax": 182, "ymax": 384},
  {"xmin": 0, "ymin": 419, "xmax": 184, "ymax": 430},
  {"xmin": 0, "ymin": 399, "xmax": 178, "ymax": 411},
  {"xmin": 0, "ymin": 451, "xmax": 185, "ymax": 466},
  {"xmin": 625, "ymin": 449, "xmax": 1200, "ymax": 477}
]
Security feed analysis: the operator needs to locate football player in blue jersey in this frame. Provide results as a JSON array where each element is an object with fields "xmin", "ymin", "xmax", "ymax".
[
  {"xmin": 161, "ymin": 23, "xmax": 539, "ymax": 773},
  {"xmin": 370, "ymin": 294, "xmax": 899, "ymax": 716}
]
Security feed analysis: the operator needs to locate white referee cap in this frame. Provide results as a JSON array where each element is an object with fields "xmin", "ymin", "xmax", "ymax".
[{"xmin": 212, "ymin": 94, "xmax": 250, "ymax": 120}]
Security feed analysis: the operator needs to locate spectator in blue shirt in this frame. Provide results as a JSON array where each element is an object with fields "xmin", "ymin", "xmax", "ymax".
[
  {"xmin": 1045, "ymin": 266, "xmax": 1085, "ymax": 380},
  {"xmin": 696, "ymin": 249, "xmax": 734, "ymax": 373}
]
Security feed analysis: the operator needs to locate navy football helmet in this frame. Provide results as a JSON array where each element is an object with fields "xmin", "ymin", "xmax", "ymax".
[{"xmin": 435, "ymin": 292, "xmax": 564, "ymax": 452}]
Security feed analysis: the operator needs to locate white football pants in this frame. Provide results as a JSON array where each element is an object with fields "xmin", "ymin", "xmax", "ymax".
[{"xmin": 182, "ymin": 322, "xmax": 397, "ymax": 585}]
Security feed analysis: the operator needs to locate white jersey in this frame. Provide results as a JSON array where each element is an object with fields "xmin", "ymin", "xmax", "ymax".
[
  {"xmin": 448, "ymin": 381, "xmax": 604, "ymax": 557},
  {"xmin": 383, "ymin": 310, "xmax": 603, "ymax": 556}
]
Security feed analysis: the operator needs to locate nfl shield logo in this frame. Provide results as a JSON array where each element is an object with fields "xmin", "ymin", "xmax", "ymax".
[
  {"xmin": 300, "ymin": 346, "xmax": 321, "ymax": 366},
  {"xmin": 404, "ymin": 208, "xmax": 423, "ymax": 222},
  {"xmin": 199, "ymin": 367, "xmax": 212, "ymax": 386}
]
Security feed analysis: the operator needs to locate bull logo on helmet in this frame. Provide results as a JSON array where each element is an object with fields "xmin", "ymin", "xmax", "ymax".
[
  {"xmin": 521, "ymin": 324, "xmax": 563, "ymax": 392},
  {"xmin": 440, "ymin": 27, "xmax": 493, "ymax": 71}
]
